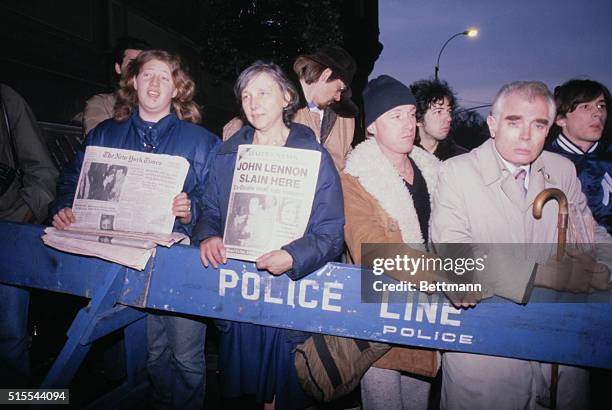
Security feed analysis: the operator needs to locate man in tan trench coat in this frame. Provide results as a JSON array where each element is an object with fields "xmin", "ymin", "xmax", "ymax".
[{"xmin": 431, "ymin": 81, "xmax": 611, "ymax": 410}]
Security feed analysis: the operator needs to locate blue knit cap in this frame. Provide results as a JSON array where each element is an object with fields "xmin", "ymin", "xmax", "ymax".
[{"xmin": 363, "ymin": 75, "xmax": 416, "ymax": 127}]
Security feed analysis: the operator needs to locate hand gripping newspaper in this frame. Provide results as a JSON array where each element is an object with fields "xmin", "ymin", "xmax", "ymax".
[
  {"xmin": 223, "ymin": 145, "xmax": 321, "ymax": 261},
  {"xmin": 42, "ymin": 146, "xmax": 190, "ymax": 270}
]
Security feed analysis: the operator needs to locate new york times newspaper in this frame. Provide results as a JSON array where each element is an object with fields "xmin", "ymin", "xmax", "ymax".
[
  {"xmin": 42, "ymin": 146, "xmax": 190, "ymax": 269},
  {"xmin": 224, "ymin": 145, "xmax": 321, "ymax": 261}
]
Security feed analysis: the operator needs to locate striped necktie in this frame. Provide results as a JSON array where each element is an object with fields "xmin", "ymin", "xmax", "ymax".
[{"xmin": 514, "ymin": 168, "xmax": 527, "ymax": 196}]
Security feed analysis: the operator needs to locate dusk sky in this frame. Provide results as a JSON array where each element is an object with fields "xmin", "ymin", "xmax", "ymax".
[{"xmin": 371, "ymin": 0, "xmax": 612, "ymax": 113}]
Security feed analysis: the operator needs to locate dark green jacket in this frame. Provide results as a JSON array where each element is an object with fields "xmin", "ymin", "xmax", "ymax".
[{"xmin": 0, "ymin": 84, "xmax": 58, "ymax": 223}]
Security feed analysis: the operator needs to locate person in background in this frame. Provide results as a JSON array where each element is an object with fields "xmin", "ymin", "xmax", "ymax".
[
  {"xmin": 196, "ymin": 61, "xmax": 344, "ymax": 409},
  {"xmin": 223, "ymin": 45, "xmax": 358, "ymax": 170},
  {"xmin": 0, "ymin": 84, "xmax": 58, "ymax": 224},
  {"xmin": 342, "ymin": 75, "xmax": 441, "ymax": 410},
  {"xmin": 0, "ymin": 83, "xmax": 58, "ymax": 388},
  {"xmin": 546, "ymin": 79, "xmax": 611, "ymax": 235},
  {"xmin": 410, "ymin": 78, "xmax": 467, "ymax": 160},
  {"xmin": 51, "ymin": 50, "xmax": 219, "ymax": 409},
  {"xmin": 83, "ymin": 36, "xmax": 151, "ymax": 135},
  {"xmin": 409, "ymin": 78, "xmax": 467, "ymax": 407}
]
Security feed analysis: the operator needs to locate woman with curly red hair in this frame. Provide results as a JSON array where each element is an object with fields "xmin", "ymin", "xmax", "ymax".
[{"xmin": 51, "ymin": 49, "xmax": 220, "ymax": 409}]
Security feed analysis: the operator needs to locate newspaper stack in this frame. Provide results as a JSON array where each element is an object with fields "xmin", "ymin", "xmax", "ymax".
[
  {"xmin": 223, "ymin": 145, "xmax": 321, "ymax": 261},
  {"xmin": 43, "ymin": 146, "xmax": 190, "ymax": 270}
]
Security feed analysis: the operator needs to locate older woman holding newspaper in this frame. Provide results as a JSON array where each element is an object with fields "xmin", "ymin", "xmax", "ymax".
[
  {"xmin": 50, "ymin": 50, "xmax": 219, "ymax": 410},
  {"xmin": 194, "ymin": 61, "xmax": 344, "ymax": 409}
]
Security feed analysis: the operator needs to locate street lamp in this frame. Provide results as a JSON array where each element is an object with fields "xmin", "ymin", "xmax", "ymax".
[{"xmin": 434, "ymin": 28, "xmax": 479, "ymax": 80}]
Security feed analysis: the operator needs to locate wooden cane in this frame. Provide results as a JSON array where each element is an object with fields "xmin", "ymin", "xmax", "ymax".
[
  {"xmin": 533, "ymin": 188, "xmax": 568, "ymax": 410},
  {"xmin": 533, "ymin": 188, "xmax": 568, "ymax": 261}
]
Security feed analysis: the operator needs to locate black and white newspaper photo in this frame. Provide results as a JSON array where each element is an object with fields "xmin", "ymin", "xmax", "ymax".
[
  {"xmin": 42, "ymin": 146, "xmax": 190, "ymax": 269},
  {"xmin": 223, "ymin": 145, "xmax": 321, "ymax": 261},
  {"xmin": 68, "ymin": 145, "xmax": 189, "ymax": 234}
]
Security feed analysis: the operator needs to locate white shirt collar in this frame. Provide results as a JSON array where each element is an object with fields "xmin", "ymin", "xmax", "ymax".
[
  {"xmin": 308, "ymin": 101, "xmax": 324, "ymax": 116},
  {"xmin": 493, "ymin": 143, "xmax": 531, "ymax": 190}
]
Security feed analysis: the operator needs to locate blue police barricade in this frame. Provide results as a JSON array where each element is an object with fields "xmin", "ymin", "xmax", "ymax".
[{"xmin": 1, "ymin": 222, "xmax": 611, "ymax": 395}]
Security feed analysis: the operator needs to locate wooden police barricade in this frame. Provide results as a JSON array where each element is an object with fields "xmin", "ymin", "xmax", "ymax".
[{"xmin": 1, "ymin": 222, "xmax": 611, "ymax": 397}]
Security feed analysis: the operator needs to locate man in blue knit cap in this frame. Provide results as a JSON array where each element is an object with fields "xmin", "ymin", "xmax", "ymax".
[{"xmin": 342, "ymin": 75, "xmax": 441, "ymax": 410}]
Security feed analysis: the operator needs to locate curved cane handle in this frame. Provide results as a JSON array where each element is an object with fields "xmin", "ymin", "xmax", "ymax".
[{"xmin": 533, "ymin": 188, "xmax": 568, "ymax": 260}]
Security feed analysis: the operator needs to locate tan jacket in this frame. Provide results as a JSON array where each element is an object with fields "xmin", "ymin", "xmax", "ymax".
[
  {"xmin": 293, "ymin": 107, "xmax": 354, "ymax": 171},
  {"xmin": 222, "ymin": 106, "xmax": 354, "ymax": 171},
  {"xmin": 342, "ymin": 139, "xmax": 441, "ymax": 377},
  {"xmin": 83, "ymin": 93, "xmax": 115, "ymax": 135}
]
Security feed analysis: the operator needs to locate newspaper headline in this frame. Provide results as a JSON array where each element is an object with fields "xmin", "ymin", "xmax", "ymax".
[{"xmin": 223, "ymin": 145, "xmax": 321, "ymax": 261}]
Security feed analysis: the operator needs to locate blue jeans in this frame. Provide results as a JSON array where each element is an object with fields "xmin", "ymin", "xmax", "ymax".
[
  {"xmin": 146, "ymin": 313, "xmax": 206, "ymax": 409},
  {"xmin": 0, "ymin": 284, "xmax": 30, "ymax": 387}
]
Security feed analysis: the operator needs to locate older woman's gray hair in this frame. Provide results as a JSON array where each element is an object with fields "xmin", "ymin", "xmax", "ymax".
[{"xmin": 234, "ymin": 61, "xmax": 300, "ymax": 126}]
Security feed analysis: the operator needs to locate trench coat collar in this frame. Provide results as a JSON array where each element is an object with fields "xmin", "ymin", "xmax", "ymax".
[{"xmin": 479, "ymin": 138, "xmax": 556, "ymax": 210}]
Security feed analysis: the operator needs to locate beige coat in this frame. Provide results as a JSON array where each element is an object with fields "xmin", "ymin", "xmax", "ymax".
[
  {"xmin": 430, "ymin": 139, "xmax": 608, "ymax": 409},
  {"xmin": 342, "ymin": 139, "xmax": 441, "ymax": 377},
  {"xmin": 83, "ymin": 93, "xmax": 116, "ymax": 135},
  {"xmin": 222, "ymin": 106, "xmax": 354, "ymax": 171},
  {"xmin": 431, "ymin": 138, "xmax": 604, "ymax": 301},
  {"xmin": 293, "ymin": 107, "xmax": 354, "ymax": 171}
]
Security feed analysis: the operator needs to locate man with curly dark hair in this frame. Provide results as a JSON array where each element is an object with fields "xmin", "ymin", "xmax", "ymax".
[{"xmin": 410, "ymin": 79, "xmax": 467, "ymax": 160}]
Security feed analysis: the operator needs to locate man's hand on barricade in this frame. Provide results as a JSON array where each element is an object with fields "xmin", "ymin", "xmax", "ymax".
[
  {"xmin": 443, "ymin": 288, "xmax": 482, "ymax": 309},
  {"xmin": 535, "ymin": 248, "xmax": 611, "ymax": 293},
  {"xmin": 588, "ymin": 261, "xmax": 611, "ymax": 292},
  {"xmin": 199, "ymin": 236, "xmax": 226, "ymax": 269},
  {"xmin": 566, "ymin": 248, "xmax": 611, "ymax": 292},
  {"xmin": 256, "ymin": 250, "xmax": 293, "ymax": 276},
  {"xmin": 173, "ymin": 192, "xmax": 192, "ymax": 224},
  {"xmin": 52, "ymin": 207, "xmax": 76, "ymax": 230},
  {"xmin": 436, "ymin": 265, "xmax": 483, "ymax": 309}
]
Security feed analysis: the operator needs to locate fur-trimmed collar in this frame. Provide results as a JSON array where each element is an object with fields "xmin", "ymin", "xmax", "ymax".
[{"xmin": 345, "ymin": 138, "xmax": 440, "ymax": 243}]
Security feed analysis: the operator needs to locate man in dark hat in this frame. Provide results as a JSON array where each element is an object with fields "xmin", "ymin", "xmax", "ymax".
[{"xmin": 223, "ymin": 45, "xmax": 358, "ymax": 170}]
